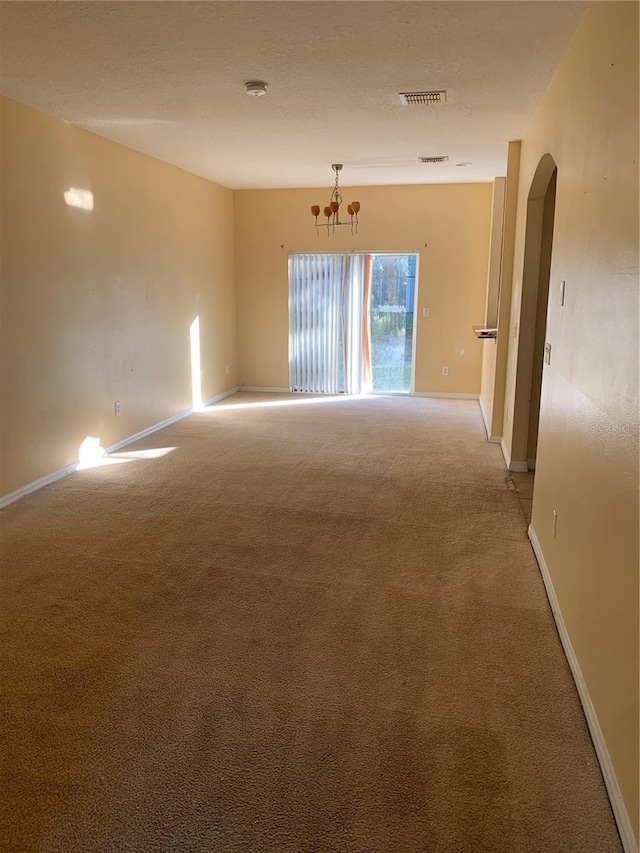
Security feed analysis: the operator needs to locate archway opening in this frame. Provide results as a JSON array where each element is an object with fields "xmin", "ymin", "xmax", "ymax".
[{"xmin": 511, "ymin": 154, "xmax": 557, "ymax": 519}]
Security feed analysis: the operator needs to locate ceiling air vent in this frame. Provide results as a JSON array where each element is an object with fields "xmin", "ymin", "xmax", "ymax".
[
  {"xmin": 419, "ymin": 156, "xmax": 449, "ymax": 164},
  {"xmin": 399, "ymin": 90, "xmax": 447, "ymax": 106}
]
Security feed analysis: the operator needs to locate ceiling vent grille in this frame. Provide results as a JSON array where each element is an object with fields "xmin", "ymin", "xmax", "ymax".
[
  {"xmin": 399, "ymin": 90, "xmax": 447, "ymax": 106},
  {"xmin": 419, "ymin": 155, "xmax": 449, "ymax": 164}
]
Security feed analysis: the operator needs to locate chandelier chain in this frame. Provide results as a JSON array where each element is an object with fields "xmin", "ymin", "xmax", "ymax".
[{"xmin": 331, "ymin": 169, "xmax": 342, "ymax": 205}]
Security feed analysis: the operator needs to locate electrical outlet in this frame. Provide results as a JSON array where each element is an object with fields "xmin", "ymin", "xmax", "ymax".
[
  {"xmin": 422, "ymin": 307, "xmax": 431, "ymax": 318},
  {"xmin": 552, "ymin": 509, "xmax": 558, "ymax": 538},
  {"xmin": 544, "ymin": 342, "xmax": 552, "ymax": 364},
  {"xmin": 442, "ymin": 366, "xmax": 449, "ymax": 376},
  {"xmin": 114, "ymin": 401, "xmax": 122, "ymax": 416},
  {"xmin": 514, "ymin": 321, "xmax": 518, "ymax": 339}
]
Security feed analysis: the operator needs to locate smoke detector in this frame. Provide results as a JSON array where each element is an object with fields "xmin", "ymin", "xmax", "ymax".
[
  {"xmin": 399, "ymin": 90, "xmax": 447, "ymax": 106},
  {"xmin": 419, "ymin": 156, "xmax": 449, "ymax": 164},
  {"xmin": 245, "ymin": 81, "xmax": 267, "ymax": 97}
]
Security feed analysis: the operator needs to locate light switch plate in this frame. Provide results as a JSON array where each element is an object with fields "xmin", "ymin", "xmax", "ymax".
[
  {"xmin": 544, "ymin": 342, "xmax": 552, "ymax": 364},
  {"xmin": 423, "ymin": 307, "xmax": 431, "ymax": 318},
  {"xmin": 559, "ymin": 280, "xmax": 566, "ymax": 306}
]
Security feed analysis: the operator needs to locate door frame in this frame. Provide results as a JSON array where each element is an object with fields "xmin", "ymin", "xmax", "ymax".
[{"xmin": 510, "ymin": 154, "xmax": 557, "ymax": 466}]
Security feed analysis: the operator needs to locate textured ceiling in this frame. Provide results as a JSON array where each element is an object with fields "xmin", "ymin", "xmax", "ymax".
[{"xmin": 0, "ymin": 1, "xmax": 589, "ymax": 189}]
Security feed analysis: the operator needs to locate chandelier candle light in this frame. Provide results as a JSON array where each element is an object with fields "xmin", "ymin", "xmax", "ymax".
[{"xmin": 311, "ymin": 164, "xmax": 361, "ymax": 236}]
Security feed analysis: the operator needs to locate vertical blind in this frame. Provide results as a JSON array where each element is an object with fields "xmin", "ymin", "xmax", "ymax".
[{"xmin": 289, "ymin": 253, "xmax": 364, "ymax": 394}]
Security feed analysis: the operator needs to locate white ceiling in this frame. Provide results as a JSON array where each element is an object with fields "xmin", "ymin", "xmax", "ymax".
[{"xmin": 0, "ymin": 1, "xmax": 589, "ymax": 189}]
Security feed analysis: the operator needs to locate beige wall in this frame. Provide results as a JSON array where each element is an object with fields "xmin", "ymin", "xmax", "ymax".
[
  {"xmin": 0, "ymin": 96, "xmax": 237, "ymax": 497},
  {"xmin": 500, "ymin": 3, "xmax": 638, "ymax": 840},
  {"xmin": 234, "ymin": 183, "xmax": 492, "ymax": 393}
]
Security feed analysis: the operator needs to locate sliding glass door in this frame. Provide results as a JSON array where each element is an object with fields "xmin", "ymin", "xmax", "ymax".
[
  {"xmin": 368, "ymin": 254, "xmax": 417, "ymax": 393},
  {"xmin": 289, "ymin": 252, "xmax": 417, "ymax": 395}
]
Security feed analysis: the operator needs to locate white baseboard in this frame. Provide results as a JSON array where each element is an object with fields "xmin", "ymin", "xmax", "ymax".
[
  {"xmin": 528, "ymin": 525, "xmax": 638, "ymax": 853},
  {"xmin": 0, "ymin": 387, "xmax": 239, "ymax": 510},
  {"xmin": 500, "ymin": 437, "xmax": 528, "ymax": 472},
  {"xmin": 204, "ymin": 387, "xmax": 239, "ymax": 407},
  {"xmin": 240, "ymin": 386, "xmax": 290, "ymax": 393},
  {"xmin": 527, "ymin": 457, "xmax": 536, "ymax": 470},
  {"xmin": 0, "ymin": 462, "xmax": 81, "ymax": 510},
  {"xmin": 412, "ymin": 392, "xmax": 480, "ymax": 400},
  {"xmin": 105, "ymin": 386, "xmax": 238, "ymax": 455}
]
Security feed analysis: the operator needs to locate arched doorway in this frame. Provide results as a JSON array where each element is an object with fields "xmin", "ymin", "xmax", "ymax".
[{"xmin": 511, "ymin": 153, "xmax": 557, "ymax": 488}]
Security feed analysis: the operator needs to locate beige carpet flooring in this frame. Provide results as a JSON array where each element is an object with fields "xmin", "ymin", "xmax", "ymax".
[{"xmin": 1, "ymin": 393, "xmax": 622, "ymax": 852}]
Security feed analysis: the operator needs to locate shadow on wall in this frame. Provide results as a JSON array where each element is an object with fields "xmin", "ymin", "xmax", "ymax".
[{"xmin": 190, "ymin": 315, "xmax": 203, "ymax": 411}]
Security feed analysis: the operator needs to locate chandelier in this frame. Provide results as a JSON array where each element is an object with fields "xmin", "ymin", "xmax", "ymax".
[{"xmin": 311, "ymin": 164, "xmax": 361, "ymax": 236}]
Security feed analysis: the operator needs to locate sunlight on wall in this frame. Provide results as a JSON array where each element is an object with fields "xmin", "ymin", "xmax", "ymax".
[
  {"xmin": 77, "ymin": 435, "xmax": 106, "ymax": 469},
  {"xmin": 190, "ymin": 316, "xmax": 203, "ymax": 411},
  {"xmin": 63, "ymin": 188, "xmax": 94, "ymax": 210}
]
